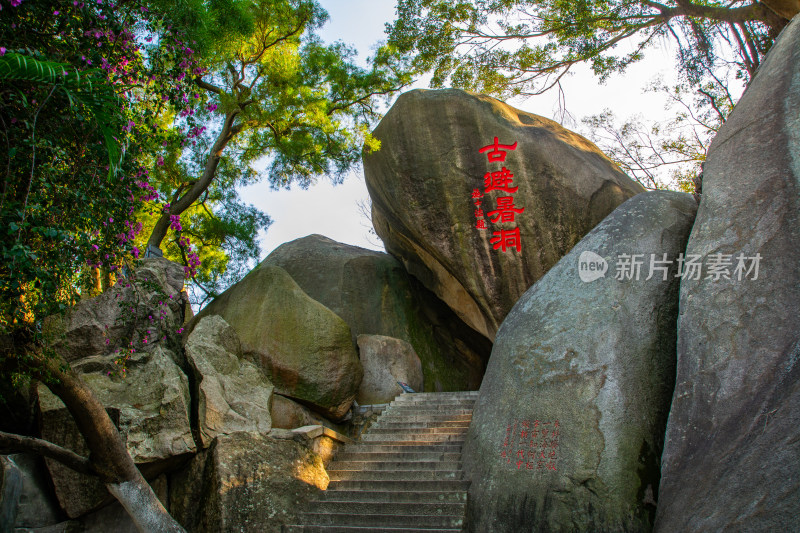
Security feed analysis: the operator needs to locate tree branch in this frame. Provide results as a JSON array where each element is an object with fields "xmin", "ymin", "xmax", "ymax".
[{"xmin": 0, "ymin": 430, "xmax": 97, "ymax": 476}]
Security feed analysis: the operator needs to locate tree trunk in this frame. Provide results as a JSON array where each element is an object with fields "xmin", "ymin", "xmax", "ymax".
[
  {"xmin": 38, "ymin": 356, "xmax": 186, "ymax": 533},
  {"xmin": 145, "ymin": 111, "xmax": 240, "ymax": 253}
]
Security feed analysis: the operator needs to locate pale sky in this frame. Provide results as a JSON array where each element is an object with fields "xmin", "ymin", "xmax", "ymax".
[{"xmin": 239, "ymin": 1, "xmax": 697, "ymax": 258}]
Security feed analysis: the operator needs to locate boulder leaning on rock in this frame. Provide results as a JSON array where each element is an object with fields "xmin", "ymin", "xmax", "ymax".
[
  {"xmin": 462, "ymin": 191, "xmax": 697, "ymax": 532},
  {"xmin": 655, "ymin": 15, "xmax": 800, "ymax": 532},
  {"xmin": 191, "ymin": 265, "xmax": 362, "ymax": 420},
  {"xmin": 262, "ymin": 235, "xmax": 491, "ymax": 392},
  {"xmin": 364, "ymin": 89, "xmax": 644, "ymax": 341}
]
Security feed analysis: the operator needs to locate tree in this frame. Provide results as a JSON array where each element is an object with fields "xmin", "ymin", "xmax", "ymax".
[
  {"xmin": 386, "ymin": 0, "xmax": 797, "ymax": 188},
  {"xmin": 387, "ymin": 0, "xmax": 795, "ymax": 98},
  {"xmin": 141, "ymin": 0, "xmax": 409, "ymax": 305},
  {"xmin": 0, "ymin": 0, "xmax": 207, "ymax": 529}
]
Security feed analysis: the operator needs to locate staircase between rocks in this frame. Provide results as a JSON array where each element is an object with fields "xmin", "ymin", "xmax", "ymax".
[{"xmin": 285, "ymin": 391, "xmax": 479, "ymax": 533}]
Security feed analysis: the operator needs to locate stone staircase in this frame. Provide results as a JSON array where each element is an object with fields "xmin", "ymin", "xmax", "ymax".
[{"xmin": 285, "ymin": 391, "xmax": 479, "ymax": 532}]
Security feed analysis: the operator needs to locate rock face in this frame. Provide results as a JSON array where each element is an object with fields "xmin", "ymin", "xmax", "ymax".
[
  {"xmin": 169, "ymin": 431, "xmax": 328, "ymax": 533},
  {"xmin": 45, "ymin": 257, "xmax": 188, "ymax": 363},
  {"xmin": 356, "ymin": 334, "xmax": 424, "ymax": 404},
  {"xmin": 35, "ymin": 258, "xmax": 195, "ymax": 518},
  {"xmin": 655, "ymin": 17, "xmax": 800, "ymax": 532},
  {"xmin": 462, "ymin": 191, "xmax": 697, "ymax": 532},
  {"xmin": 363, "ymin": 89, "xmax": 644, "ymax": 341},
  {"xmin": 270, "ymin": 394, "xmax": 329, "ymax": 430},
  {"xmin": 184, "ymin": 316, "xmax": 274, "ymax": 447},
  {"xmin": 262, "ymin": 235, "xmax": 492, "ymax": 392},
  {"xmin": 192, "ymin": 265, "xmax": 362, "ymax": 420},
  {"xmin": 38, "ymin": 345, "xmax": 195, "ymax": 518}
]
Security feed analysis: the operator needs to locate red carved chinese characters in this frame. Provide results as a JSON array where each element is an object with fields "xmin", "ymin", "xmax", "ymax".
[
  {"xmin": 499, "ymin": 419, "xmax": 559, "ymax": 472},
  {"xmin": 479, "ymin": 136, "xmax": 518, "ymax": 163},
  {"xmin": 472, "ymin": 136, "xmax": 524, "ymax": 251},
  {"xmin": 484, "ymin": 168, "xmax": 519, "ymax": 194},
  {"xmin": 490, "ymin": 227, "xmax": 522, "ymax": 253},
  {"xmin": 487, "ymin": 196, "xmax": 525, "ymax": 223}
]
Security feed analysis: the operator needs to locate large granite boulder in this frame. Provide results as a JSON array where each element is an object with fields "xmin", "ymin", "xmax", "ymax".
[
  {"xmin": 356, "ymin": 334, "xmax": 424, "ymax": 404},
  {"xmin": 462, "ymin": 191, "xmax": 697, "ymax": 532},
  {"xmin": 263, "ymin": 235, "xmax": 491, "ymax": 392},
  {"xmin": 655, "ymin": 17, "xmax": 800, "ymax": 532},
  {"xmin": 363, "ymin": 89, "xmax": 644, "ymax": 341},
  {"xmin": 184, "ymin": 315, "xmax": 274, "ymax": 447},
  {"xmin": 169, "ymin": 431, "xmax": 329, "ymax": 533},
  {"xmin": 192, "ymin": 265, "xmax": 362, "ymax": 420},
  {"xmin": 38, "ymin": 344, "xmax": 195, "ymax": 518}
]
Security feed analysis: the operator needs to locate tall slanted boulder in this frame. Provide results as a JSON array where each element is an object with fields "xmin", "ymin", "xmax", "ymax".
[
  {"xmin": 363, "ymin": 89, "xmax": 644, "ymax": 341},
  {"xmin": 192, "ymin": 265, "xmax": 362, "ymax": 420},
  {"xmin": 655, "ymin": 17, "xmax": 800, "ymax": 532},
  {"xmin": 462, "ymin": 191, "xmax": 697, "ymax": 532},
  {"xmin": 262, "ymin": 235, "xmax": 491, "ymax": 392}
]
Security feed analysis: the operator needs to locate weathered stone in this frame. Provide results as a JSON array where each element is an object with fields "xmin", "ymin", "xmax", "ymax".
[
  {"xmin": 169, "ymin": 431, "xmax": 328, "ymax": 533},
  {"xmin": 462, "ymin": 191, "xmax": 697, "ymax": 532},
  {"xmin": 655, "ymin": 17, "xmax": 800, "ymax": 532},
  {"xmin": 184, "ymin": 315, "xmax": 274, "ymax": 447},
  {"xmin": 363, "ymin": 89, "xmax": 644, "ymax": 341},
  {"xmin": 44, "ymin": 258, "xmax": 188, "ymax": 363},
  {"xmin": 270, "ymin": 394, "xmax": 328, "ymax": 430},
  {"xmin": 2, "ymin": 454, "xmax": 61, "ymax": 529},
  {"xmin": 192, "ymin": 265, "xmax": 362, "ymax": 420},
  {"xmin": 262, "ymin": 235, "xmax": 491, "ymax": 392},
  {"xmin": 356, "ymin": 334, "xmax": 423, "ymax": 404},
  {"xmin": 38, "ymin": 345, "xmax": 194, "ymax": 518}
]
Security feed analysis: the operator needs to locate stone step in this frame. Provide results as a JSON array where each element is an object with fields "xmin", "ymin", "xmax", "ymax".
[
  {"xmin": 374, "ymin": 421, "xmax": 471, "ymax": 429},
  {"xmin": 394, "ymin": 391, "xmax": 479, "ymax": 399},
  {"xmin": 358, "ymin": 437, "xmax": 466, "ymax": 445},
  {"xmin": 381, "ymin": 408, "xmax": 475, "ymax": 416},
  {"xmin": 327, "ymin": 479, "xmax": 470, "ymax": 492},
  {"xmin": 285, "ymin": 525, "xmax": 462, "ymax": 533},
  {"xmin": 375, "ymin": 414, "xmax": 473, "ymax": 422},
  {"xmin": 296, "ymin": 512, "xmax": 464, "ymax": 529},
  {"xmin": 328, "ymin": 469, "xmax": 464, "ymax": 482},
  {"xmin": 388, "ymin": 401, "xmax": 476, "ymax": 409},
  {"xmin": 318, "ymin": 489, "xmax": 467, "ymax": 504},
  {"xmin": 330, "ymin": 460, "xmax": 462, "ymax": 472},
  {"xmin": 304, "ymin": 501, "xmax": 466, "ymax": 516},
  {"xmin": 366, "ymin": 426, "xmax": 468, "ymax": 435},
  {"xmin": 344, "ymin": 444, "xmax": 464, "ymax": 454},
  {"xmin": 334, "ymin": 452, "xmax": 463, "ymax": 462}
]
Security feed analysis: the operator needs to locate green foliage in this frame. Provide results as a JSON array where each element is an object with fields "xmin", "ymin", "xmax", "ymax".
[
  {"xmin": 0, "ymin": 0, "xmax": 200, "ymax": 380},
  {"xmin": 142, "ymin": 0, "xmax": 410, "ymax": 305},
  {"xmin": 388, "ymin": 0, "xmax": 787, "ymax": 98}
]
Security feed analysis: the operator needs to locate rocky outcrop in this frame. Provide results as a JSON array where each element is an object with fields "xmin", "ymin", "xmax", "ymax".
[
  {"xmin": 655, "ymin": 17, "xmax": 800, "ymax": 532},
  {"xmin": 44, "ymin": 257, "xmax": 188, "ymax": 363},
  {"xmin": 184, "ymin": 316, "xmax": 274, "ymax": 447},
  {"xmin": 356, "ymin": 334, "xmax": 424, "ymax": 404},
  {"xmin": 363, "ymin": 89, "xmax": 644, "ymax": 341},
  {"xmin": 192, "ymin": 265, "xmax": 362, "ymax": 420},
  {"xmin": 462, "ymin": 191, "xmax": 697, "ymax": 532},
  {"xmin": 33, "ymin": 259, "xmax": 195, "ymax": 519},
  {"xmin": 262, "ymin": 235, "xmax": 491, "ymax": 393},
  {"xmin": 38, "ymin": 345, "xmax": 195, "ymax": 518},
  {"xmin": 169, "ymin": 431, "xmax": 329, "ymax": 533}
]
